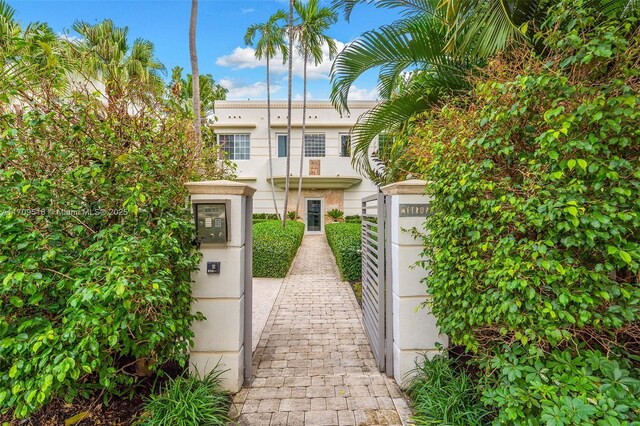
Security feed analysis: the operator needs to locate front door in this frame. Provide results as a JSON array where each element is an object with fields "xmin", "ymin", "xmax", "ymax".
[{"xmin": 305, "ymin": 199, "xmax": 323, "ymax": 233}]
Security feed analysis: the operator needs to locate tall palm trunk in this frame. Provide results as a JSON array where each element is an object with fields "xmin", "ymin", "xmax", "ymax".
[
  {"xmin": 282, "ymin": 0, "xmax": 294, "ymax": 228},
  {"xmin": 189, "ymin": 0, "xmax": 202, "ymax": 153},
  {"xmin": 294, "ymin": 54, "xmax": 307, "ymax": 219},
  {"xmin": 266, "ymin": 56, "xmax": 280, "ymax": 219}
]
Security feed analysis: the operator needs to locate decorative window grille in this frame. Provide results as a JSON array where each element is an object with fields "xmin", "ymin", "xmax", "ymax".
[{"xmin": 304, "ymin": 133, "xmax": 325, "ymax": 157}]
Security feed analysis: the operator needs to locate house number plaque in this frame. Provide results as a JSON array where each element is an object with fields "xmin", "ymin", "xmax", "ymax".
[{"xmin": 399, "ymin": 204, "xmax": 430, "ymax": 217}]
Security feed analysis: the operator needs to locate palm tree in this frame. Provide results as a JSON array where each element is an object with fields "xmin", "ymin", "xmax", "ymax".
[
  {"xmin": 0, "ymin": 1, "xmax": 19, "ymax": 54},
  {"xmin": 244, "ymin": 10, "xmax": 288, "ymax": 220},
  {"xmin": 330, "ymin": 0, "xmax": 472, "ymax": 180},
  {"xmin": 71, "ymin": 19, "xmax": 166, "ymax": 104},
  {"xmin": 169, "ymin": 66, "xmax": 228, "ymax": 118},
  {"xmin": 282, "ymin": 0, "xmax": 295, "ymax": 228},
  {"xmin": 440, "ymin": 0, "xmax": 639, "ymax": 59},
  {"xmin": 330, "ymin": 0, "xmax": 640, "ymax": 181},
  {"xmin": 189, "ymin": 0, "xmax": 202, "ymax": 152},
  {"xmin": 292, "ymin": 0, "xmax": 337, "ymax": 218},
  {"xmin": 1, "ymin": 1, "xmax": 66, "ymax": 96}
]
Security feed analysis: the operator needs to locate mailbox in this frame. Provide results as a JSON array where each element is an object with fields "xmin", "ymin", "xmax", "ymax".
[{"xmin": 194, "ymin": 202, "xmax": 228, "ymax": 244}]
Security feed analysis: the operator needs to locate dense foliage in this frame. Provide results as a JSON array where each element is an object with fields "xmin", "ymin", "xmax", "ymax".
[
  {"xmin": 0, "ymin": 10, "xmax": 232, "ymax": 419},
  {"xmin": 137, "ymin": 368, "xmax": 230, "ymax": 426},
  {"xmin": 252, "ymin": 213, "xmax": 279, "ymax": 224},
  {"xmin": 252, "ymin": 220, "xmax": 304, "ymax": 278},
  {"xmin": 407, "ymin": 355, "xmax": 490, "ymax": 425},
  {"xmin": 415, "ymin": 2, "xmax": 640, "ymax": 424},
  {"xmin": 325, "ymin": 223, "xmax": 361, "ymax": 282},
  {"xmin": 344, "ymin": 215, "xmax": 361, "ymax": 224}
]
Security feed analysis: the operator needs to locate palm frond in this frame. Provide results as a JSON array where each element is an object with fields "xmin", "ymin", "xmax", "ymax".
[
  {"xmin": 330, "ymin": 13, "xmax": 448, "ymax": 112},
  {"xmin": 244, "ymin": 10, "xmax": 289, "ymax": 62},
  {"xmin": 586, "ymin": 0, "xmax": 640, "ymax": 17},
  {"xmin": 331, "ymin": 0, "xmax": 437, "ymax": 21},
  {"xmin": 350, "ymin": 72, "xmax": 469, "ymax": 178}
]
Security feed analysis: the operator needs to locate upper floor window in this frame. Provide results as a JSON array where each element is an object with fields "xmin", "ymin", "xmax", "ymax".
[
  {"xmin": 218, "ymin": 134, "xmax": 250, "ymax": 160},
  {"xmin": 340, "ymin": 133, "xmax": 351, "ymax": 157},
  {"xmin": 304, "ymin": 133, "xmax": 325, "ymax": 157},
  {"xmin": 277, "ymin": 134, "xmax": 287, "ymax": 158}
]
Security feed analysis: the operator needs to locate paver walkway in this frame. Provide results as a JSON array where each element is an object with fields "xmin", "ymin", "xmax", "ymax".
[{"xmin": 231, "ymin": 235, "xmax": 411, "ymax": 425}]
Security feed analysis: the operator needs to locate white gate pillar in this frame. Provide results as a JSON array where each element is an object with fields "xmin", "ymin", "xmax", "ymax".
[
  {"xmin": 381, "ymin": 180, "xmax": 447, "ymax": 387},
  {"xmin": 185, "ymin": 180, "xmax": 255, "ymax": 392}
]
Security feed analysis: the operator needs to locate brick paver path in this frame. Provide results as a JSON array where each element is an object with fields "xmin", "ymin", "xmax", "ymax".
[{"xmin": 231, "ymin": 235, "xmax": 411, "ymax": 425}]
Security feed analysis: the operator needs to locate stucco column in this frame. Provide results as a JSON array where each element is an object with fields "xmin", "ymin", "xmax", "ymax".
[
  {"xmin": 185, "ymin": 180, "xmax": 255, "ymax": 392},
  {"xmin": 380, "ymin": 179, "xmax": 448, "ymax": 387}
]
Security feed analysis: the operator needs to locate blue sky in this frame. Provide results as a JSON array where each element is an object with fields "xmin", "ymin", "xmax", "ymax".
[{"xmin": 8, "ymin": 0, "xmax": 398, "ymax": 100}]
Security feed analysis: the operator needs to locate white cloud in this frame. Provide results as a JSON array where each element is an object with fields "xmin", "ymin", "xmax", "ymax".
[
  {"xmin": 216, "ymin": 47, "xmax": 260, "ymax": 70},
  {"xmin": 347, "ymin": 85, "xmax": 379, "ymax": 101},
  {"xmin": 220, "ymin": 78, "xmax": 282, "ymax": 100},
  {"xmin": 216, "ymin": 40, "xmax": 346, "ymax": 81}
]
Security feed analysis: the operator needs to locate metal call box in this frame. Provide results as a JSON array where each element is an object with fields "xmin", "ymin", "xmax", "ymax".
[{"xmin": 194, "ymin": 203, "xmax": 228, "ymax": 244}]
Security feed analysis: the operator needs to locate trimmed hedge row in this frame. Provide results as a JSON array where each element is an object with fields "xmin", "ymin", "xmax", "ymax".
[
  {"xmin": 252, "ymin": 220, "xmax": 304, "ymax": 278},
  {"xmin": 325, "ymin": 223, "xmax": 362, "ymax": 281}
]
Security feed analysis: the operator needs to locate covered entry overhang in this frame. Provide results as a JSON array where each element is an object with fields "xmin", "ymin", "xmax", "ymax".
[{"xmin": 267, "ymin": 175, "xmax": 362, "ymax": 189}]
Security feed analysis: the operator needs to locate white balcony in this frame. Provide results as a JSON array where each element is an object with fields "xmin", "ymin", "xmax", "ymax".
[{"xmin": 267, "ymin": 156, "xmax": 362, "ymax": 189}]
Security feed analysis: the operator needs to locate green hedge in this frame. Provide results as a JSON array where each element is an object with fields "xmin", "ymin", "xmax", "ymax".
[
  {"xmin": 415, "ymin": 3, "xmax": 640, "ymax": 423},
  {"xmin": 252, "ymin": 221, "xmax": 304, "ymax": 278},
  {"xmin": 344, "ymin": 215, "xmax": 362, "ymax": 223},
  {"xmin": 325, "ymin": 223, "xmax": 361, "ymax": 281},
  {"xmin": 253, "ymin": 213, "xmax": 278, "ymax": 220}
]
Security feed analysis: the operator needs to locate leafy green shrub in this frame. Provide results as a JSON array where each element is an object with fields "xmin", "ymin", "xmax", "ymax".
[
  {"xmin": 253, "ymin": 213, "xmax": 278, "ymax": 220},
  {"xmin": 253, "ymin": 221, "xmax": 304, "ymax": 278},
  {"xmin": 137, "ymin": 368, "xmax": 230, "ymax": 426},
  {"xmin": 344, "ymin": 215, "xmax": 362, "ymax": 223},
  {"xmin": 416, "ymin": 2, "xmax": 640, "ymax": 424},
  {"xmin": 485, "ymin": 345, "xmax": 640, "ymax": 425},
  {"xmin": 287, "ymin": 211, "xmax": 299, "ymax": 220},
  {"xmin": 327, "ymin": 208, "xmax": 344, "ymax": 222},
  {"xmin": 407, "ymin": 355, "xmax": 490, "ymax": 425},
  {"xmin": 325, "ymin": 223, "xmax": 361, "ymax": 281},
  {"xmin": 0, "ymin": 16, "xmax": 232, "ymax": 418}
]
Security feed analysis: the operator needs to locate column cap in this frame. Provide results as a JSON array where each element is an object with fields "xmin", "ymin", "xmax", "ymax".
[
  {"xmin": 380, "ymin": 179, "xmax": 427, "ymax": 196},
  {"xmin": 185, "ymin": 180, "xmax": 257, "ymax": 197}
]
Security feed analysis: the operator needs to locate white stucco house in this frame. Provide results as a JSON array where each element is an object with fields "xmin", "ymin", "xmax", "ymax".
[{"xmin": 213, "ymin": 100, "xmax": 379, "ymax": 233}]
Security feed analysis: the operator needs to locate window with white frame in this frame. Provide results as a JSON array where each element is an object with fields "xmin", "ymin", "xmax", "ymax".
[
  {"xmin": 304, "ymin": 133, "xmax": 325, "ymax": 157},
  {"xmin": 218, "ymin": 134, "xmax": 250, "ymax": 160},
  {"xmin": 277, "ymin": 134, "xmax": 287, "ymax": 158},
  {"xmin": 340, "ymin": 133, "xmax": 351, "ymax": 157}
]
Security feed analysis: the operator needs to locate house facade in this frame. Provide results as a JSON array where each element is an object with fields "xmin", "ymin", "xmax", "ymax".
[{"xmin": 213, "ymin": 100, "xmax": 379, "ymax": 233}]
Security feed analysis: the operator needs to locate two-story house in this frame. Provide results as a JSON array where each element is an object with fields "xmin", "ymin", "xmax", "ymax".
[{"xmin": 213, "ymin": 100, "xmax": 379, "ymax": 233}]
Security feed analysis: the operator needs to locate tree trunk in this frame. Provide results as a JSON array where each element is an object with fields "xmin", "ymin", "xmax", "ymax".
[
  {"xmin": 294, "ymin": 56, "xmax": 307, "ymax": 219},
  {"xmin": 282, "ymin": 0, "xmax": 294, "ymax": 228},
  {"xmin": 189, "ymin": 0, "xmax": 202, "ymax": 155},
  {"xmin": 266, "ymin": 57, "xmax": 280, "ymax": 219}
]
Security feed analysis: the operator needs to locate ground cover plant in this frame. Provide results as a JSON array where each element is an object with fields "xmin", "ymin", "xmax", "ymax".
[
  {"xmin": 0, "ymin": 8, "xmax": 232, "ymax": 420},
  {"xmin": 252, "ymin": 220, "xmax": 305, "ymax": 277},
  {"xmin": 407, "ymin": 355, "xmax": 490, "ymax": 425},
  {"xmin": 136, "ymin": 368, "xmax": 230, "ymax": 426},
  {"xmin": 325, "ymin": 223, "xmax": 361, "ymax": 282},
  {"xmin": 410, "ymin": 2, "xmax": 640, "ymax": 423}
]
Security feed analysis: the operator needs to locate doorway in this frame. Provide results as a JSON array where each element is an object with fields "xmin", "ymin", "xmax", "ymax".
[{"xmin": 305, "ymin": 198, "xmax": 323, "ymax": 234}]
